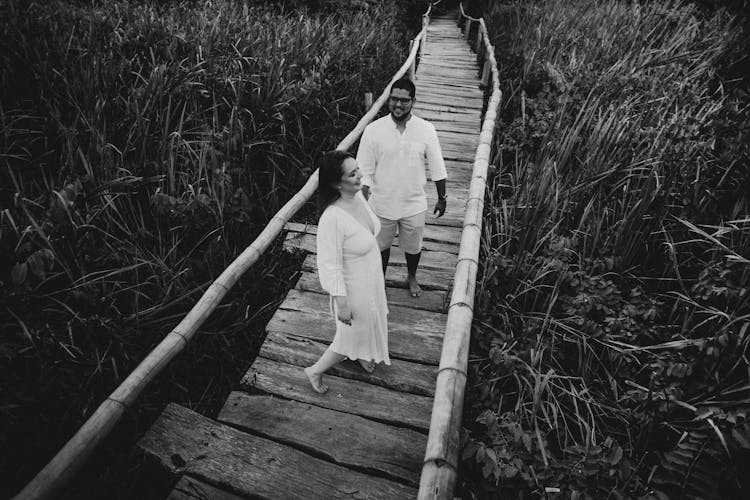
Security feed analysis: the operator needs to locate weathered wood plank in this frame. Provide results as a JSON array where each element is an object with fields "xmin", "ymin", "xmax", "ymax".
[
  {"xmin": 268, "ymin": 288, "xmax": 446, "ymax": 364},
  {"xmin": 218, "ymin": 393, "xmax": 428, "ymax": 486},
  {"xmin": 294, "ymin": 273, "xmax": 448, "ymax": 313},
  {"xmin": 167, "ymin": 476, "xmax": 245, "ymax": 500},
  {"xmin": 259, "ymin": 331, "xmax": 438, "ymax": 396},
  {"xmin": 286, "ymin": 221, "xmax": 463, "ymax": 245},
  {"xmin": 283, "ymin": 233, "xmax": 458, "ymax": 258},
  {"xmin": 243, "ymin": 357, "xmax": 434, "ymax": 431},
  {"xmin": 415, "ymin": 101, "xmax": 482, "ymax": 115},
  {"xmin": 139, "ymin": 404, "xmax": 416, "ymax": 500},
  {"xmin": 418, "ymin": 96, "xmax": 483, "ymax": 110},
  {"xmin": 417, "ymin": 85, "xmax": 483, "ymax": 99},
  {"xmin": 298, "ymin": 253, "xmax": 455, "ymax": 290},
  {"xmin": 283, "ymin": 232, "xmax": 458, "ymax": 271},
  {"xmin": 266, "ymin": 307, "xmax": 442, "ymax": 364}
]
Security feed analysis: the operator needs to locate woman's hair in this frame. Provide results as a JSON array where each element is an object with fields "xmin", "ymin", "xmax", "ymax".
[{"xmin": 317, "ymin": 150, "xmax": 354, "ymax": 216}]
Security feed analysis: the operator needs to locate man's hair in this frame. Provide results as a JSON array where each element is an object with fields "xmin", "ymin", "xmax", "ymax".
[{"xmin": 391, "ymin": 78, "xmax": 415, "ymax": 99}]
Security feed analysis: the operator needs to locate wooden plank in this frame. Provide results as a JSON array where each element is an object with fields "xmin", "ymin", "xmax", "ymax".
[
  {"xmin": 417, "ymin": 79, "xmax": 481, "ymax": 90},
  {"xmin": 167, "ymin": 476, "xmax": 245, "ymax": 500},
  {"xmin": 425, "ymin": 116, "xmax": 481, "ymax": 128},
  {"xmin": 286, "ymin": 230, "xmax": 459, "ymax": 256},
  {"xmin": 286, "ymin": 220, "xmax": 463, "ymax": 244},
  {"xmin": 437, "ymin": 130, "xmax": 483, "ymax": 144},
  {"xmin": 218, "ymin": 393, "xmax": 427, "ymax": 487},
  {"xmin": 139, "ymin": 404, "xmax": 416, "ymax": 499},
  {"xmin": 417, "ymin": 96, "xmax": 483, "ymax": 111},
  {"xmin": 294, "ymin": 273, "xmax": 448, "ymax": 313},
  {"xmin": 283, "ymin": 232, "xmax": 458, "ymax": 271},
  {"xmin": 414, "ymin": 101, "xmax": 482, "ymax": 115},
  {"xmin": 258, "ymin": 331, "xmax": 438, "ymax": 396},
  {"xmin": 244, "ymin": 357, "xmax": 434, "ymax": 431},
  {"xmin": 299, "ymin": 253, "xmax": 455, "ymax": 289},
  {"xmin": 440, "ymin": 150, "xmax": 479, "ymax": 164},
  {"xmin": 417, "ymin": 85, "xmax": 483, "ymax": 99},
  {"xmin": 266, "ymin": 308, "xmax": 443, "ymax": 365},
  {"xmin": 423, "ymin": 214, "xmax": 463, "ymax": 228},
  {"xmin": 269, "ymin": 288, "xmax": 445, "ymax": 364}
]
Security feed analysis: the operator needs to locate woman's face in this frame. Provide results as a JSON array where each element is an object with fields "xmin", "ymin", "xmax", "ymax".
[{"xmin": 337, "ymin": 157, "xmax": 362, "ymax": 196}]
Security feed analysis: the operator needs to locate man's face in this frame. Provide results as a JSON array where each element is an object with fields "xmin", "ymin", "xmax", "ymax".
[{"xmin": 388, "ymin": 88, "xmax": 413, "ymax": 121}]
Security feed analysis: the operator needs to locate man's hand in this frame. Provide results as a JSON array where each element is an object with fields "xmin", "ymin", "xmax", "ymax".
[
  {"xmin": 433, "ymin": 197, "xmax": 446, "ymax": 217},
  {"xmin": 362, "ymin": 185, "xmax": 370, "ymax": 200}
]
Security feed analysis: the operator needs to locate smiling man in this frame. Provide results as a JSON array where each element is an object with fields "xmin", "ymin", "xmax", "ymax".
[{"xmin": 356, "ymin": 78, "xmax": 447, "ymax": 298}]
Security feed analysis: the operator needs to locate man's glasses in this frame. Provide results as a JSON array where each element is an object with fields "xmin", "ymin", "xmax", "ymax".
[{"xmin": 389, "ymin": 96, "xmax": 413, "ymax": 104}]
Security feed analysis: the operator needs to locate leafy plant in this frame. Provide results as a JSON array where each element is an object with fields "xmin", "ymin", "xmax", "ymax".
[{"xmin": 462, "ymin": 0, "xmax": 750, "ymax": 498}]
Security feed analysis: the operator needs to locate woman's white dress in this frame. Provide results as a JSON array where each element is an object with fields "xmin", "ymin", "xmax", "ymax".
[{"xmin": 316, "ymin": 191, "xmax": 390, "ymax": 364}]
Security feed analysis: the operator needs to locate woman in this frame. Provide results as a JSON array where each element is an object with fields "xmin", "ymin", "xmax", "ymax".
[{"xmin": 304, "ymin": 150, "xmax": 390, "ymax": 394}]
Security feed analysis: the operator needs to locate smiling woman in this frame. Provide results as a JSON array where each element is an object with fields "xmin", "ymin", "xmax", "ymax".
[{"xmin": 305, "ymin": 150, "xmax": 390, "ymax": 393}]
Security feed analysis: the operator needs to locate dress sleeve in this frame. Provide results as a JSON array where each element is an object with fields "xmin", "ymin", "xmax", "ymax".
[
  {"xmin": 316, "ymin": 208, "xmax": 347, "ymax": 296},
  {"xmin": 356, "ymin": 125, "xmax": 376, "ymax": 187},
  {"xmin": 425, "ymin": 122, "xmax": 447, "ymax": 182}
]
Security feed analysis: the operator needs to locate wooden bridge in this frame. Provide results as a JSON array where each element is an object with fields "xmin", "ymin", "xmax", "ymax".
[{"xmin": 15, "ymin": 5, "xmax": 500, "ymax": 500}]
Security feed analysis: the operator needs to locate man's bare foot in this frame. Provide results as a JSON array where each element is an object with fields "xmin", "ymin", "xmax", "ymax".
[
  {"xmin": 358, "ymin": 359, "xmax": 375, "ymax": 373},
  {"xmin": 304, "ymin": 367, "xmax": 328, "ymax": 394},
  {"xmin": 408, "ymin": 275, "xmax": 423, "ymax": 298}
]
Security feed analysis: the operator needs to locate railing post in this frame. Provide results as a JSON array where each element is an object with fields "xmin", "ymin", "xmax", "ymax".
[
  {"xmin": 464, "ymin": 19, "xmax": 472, "ymax": 41},
  {"xmin": 408, "ymin": 40, "xmax": 416, "ymax": 81},
  {"xmin": 420, "ymin": 15, "xmax": 428, "ymax": 59},
  {"xmin": 480, "ymin": 60, "xmax": 490, "ymax": 88},
  {"xmin": 363, "ymin": 92, "xmax": 373, "ymax": 112},
  {"xmin": 456, "ymin": 9, "xmax": 461, "ymax": 25},
  {"xmin": 474, "ymin": 26, "xmax": 482, "ymax": 53}
]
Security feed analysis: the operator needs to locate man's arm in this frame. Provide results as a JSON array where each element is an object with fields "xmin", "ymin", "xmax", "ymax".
[
  {"xmin": 356, "ymin": 126, "xmax": 376, "ymax": 200},
  {"xmin": 433, "ymin": 178, "xmax": 447, "ymax": 217},
  {"xmin": 426, "ymin": 124, "xmax": 448, "ymax": 217}
]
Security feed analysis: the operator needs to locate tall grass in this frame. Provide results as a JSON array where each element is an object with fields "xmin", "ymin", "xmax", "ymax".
[
  {"xmin": 0, "ymin": 0, "xmax": 410, "ymax": 497},
  {"xmin": 461, "ymin": 0, "xmax": 749, "ymax": 498}
]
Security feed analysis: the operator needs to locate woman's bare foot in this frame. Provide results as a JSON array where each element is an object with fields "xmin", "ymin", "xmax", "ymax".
[
  {"xmin": 358, "ymin": 359, "xmax": 375, "ymax": 373},
  {"xmin": 304, "ymin": 367, "xmax": 328, "ymax": 394},
  {"xmin": 407, "ymin": 275, "xmax": 423, "ymax": 298}
]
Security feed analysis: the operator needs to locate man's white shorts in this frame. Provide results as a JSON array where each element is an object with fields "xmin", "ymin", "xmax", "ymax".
[{"xmin": 375, "ymin": 211, "xmax": 426, "ymax": 254}]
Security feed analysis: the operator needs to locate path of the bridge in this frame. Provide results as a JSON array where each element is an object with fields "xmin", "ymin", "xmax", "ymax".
[{"xmin": 138, "ymin": 12, "xmax": 484, "ymax": 499}]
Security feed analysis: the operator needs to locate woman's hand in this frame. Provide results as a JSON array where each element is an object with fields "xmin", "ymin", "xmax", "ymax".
[{"xmin": 334, "ymin": 296, "xmax": 353, "ymax": 326}]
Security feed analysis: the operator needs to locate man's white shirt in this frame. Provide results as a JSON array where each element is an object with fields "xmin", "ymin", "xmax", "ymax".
[{"xmin": 357, "ymin": 114, "xmax": 447, "ymax": 220}]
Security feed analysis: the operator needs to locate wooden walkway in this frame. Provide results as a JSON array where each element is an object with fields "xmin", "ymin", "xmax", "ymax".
[{"xmin": 138, "ymin": 12, "xmax": 484, "ymax": 499}]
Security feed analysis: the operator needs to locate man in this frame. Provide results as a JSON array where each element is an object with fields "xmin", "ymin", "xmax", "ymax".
[{"xmin": 357, "ymin": 78, "xmax": 447, "ymax": 298}]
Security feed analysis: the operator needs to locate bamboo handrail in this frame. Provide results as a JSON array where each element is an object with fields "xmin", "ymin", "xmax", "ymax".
[
  {"xmin": 417, "ymin": 4, "xmax": 502, "ymax": 499},
  {"xmin": 13, "ymin": 4, "xmax": 438, "ymax": 500}
]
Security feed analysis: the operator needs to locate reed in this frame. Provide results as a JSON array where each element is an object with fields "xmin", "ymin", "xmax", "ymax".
[
  {"xmin": 0, "ymin": 0, "xmax": 409, "ymax": 497},
  {"xmin": 461, "ymin": 0, "xmax": 749, "ymax": 498}
]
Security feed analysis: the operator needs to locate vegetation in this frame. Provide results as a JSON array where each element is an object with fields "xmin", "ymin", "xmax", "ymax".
[
  {"xmin": 0, "ymin": 0, "xmax": 411, "ymax": 497},
  {"xmin": 459, "ymin": 0, "xmax": 750, "ymax": 498}
]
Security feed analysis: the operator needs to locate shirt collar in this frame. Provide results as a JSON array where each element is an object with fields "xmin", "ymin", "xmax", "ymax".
[{"xmin": 389, "ymin": 113, "xmax": 414, "ymax": 128}]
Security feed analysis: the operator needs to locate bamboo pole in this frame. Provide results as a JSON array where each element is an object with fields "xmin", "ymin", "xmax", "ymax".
[
  {"xmin": 14, "ymin": 9, "xmax": 433, "ymax": 500},
  {"xmin": 420, "ymin": 15, "xmax": 428, "ymax": 60},
  {"xmin": 408, "ymin": 40, "xmax": 416, "ymax": 81},
  {"xmin": 481, "ymin": 60, "xmax": 490, "ymax": 87},
  {"xmin": 417, "ymin": 8, "xmax": 502, "ymax": 500},
  {"xmin": 364, "ymin": 92, "xmax": 373, "ymax": 111}
]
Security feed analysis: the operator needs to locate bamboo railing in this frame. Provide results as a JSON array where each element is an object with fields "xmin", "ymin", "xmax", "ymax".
[
  {"xmin": 417, "ymin": 3, "xmax": 502, "ymax": 499},
  {"xmin": 13, "ymin": 4, "xmax": 439, "ymax": 499}
]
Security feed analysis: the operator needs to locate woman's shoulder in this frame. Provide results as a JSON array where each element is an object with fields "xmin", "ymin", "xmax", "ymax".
[{"xmin": 319, "ymin": 204, "xmax": 343, "ymax": 224}]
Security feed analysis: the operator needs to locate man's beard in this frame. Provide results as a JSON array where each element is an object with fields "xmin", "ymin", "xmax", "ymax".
[{"xmin": 391, "ymin": 110, "xmax": 409, "ymax": 122}]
